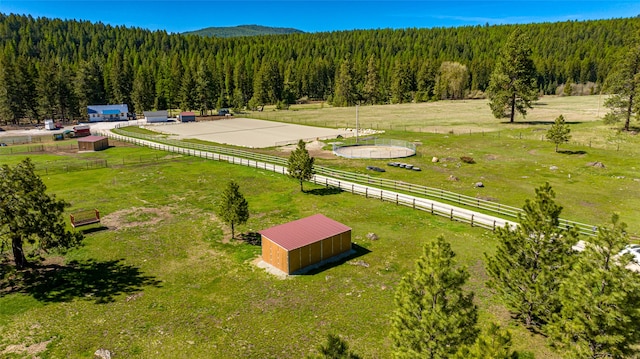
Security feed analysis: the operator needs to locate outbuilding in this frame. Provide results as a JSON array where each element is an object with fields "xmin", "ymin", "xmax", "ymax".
[
  {"xmin": 259, "ymin": 214, "xmax": 352, "ymax": 275},
  {"xmin": 179, "ymin": 111, "xmax": 196, "ymax": 122},
  {"xmin": 77, "ymin": 135, "xmax": 109, "ymax": 151},
  {"xmin": 144, "ymin": 110, "xmax": 169, "ymax": 123}
]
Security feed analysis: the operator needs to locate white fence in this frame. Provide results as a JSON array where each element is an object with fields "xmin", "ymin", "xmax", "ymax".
[{"xmin": 100, "ymin": 128, "xmax": 598, "ymax": 236}]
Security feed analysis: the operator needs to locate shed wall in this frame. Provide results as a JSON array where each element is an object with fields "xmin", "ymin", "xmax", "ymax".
[{"xmin": 261, "ymin": 236, "xmax": 288, "ymax": 273}]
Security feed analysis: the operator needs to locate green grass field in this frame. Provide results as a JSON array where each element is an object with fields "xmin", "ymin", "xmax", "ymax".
[{"xmin": 1, "ymin": 95, "xmax": 638, "ymax": 358}]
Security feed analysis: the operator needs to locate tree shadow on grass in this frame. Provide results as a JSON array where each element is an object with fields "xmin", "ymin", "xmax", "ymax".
[
  {"xmin": 238, "ymin": 232, "xmax": 262, "ymax": 246},
  {"xmin": 558, "ymin": 149, "xmax": 587, "ymax": 155},
  {"xmin": 1, "ymin": 259, "xmax": 161, "ymax": 304},
  {"xmin": 305, "ymin": 186, "xmax": 343, "ymax": 196},
  {"xmin": 295, "ymin": 243, "xmax": 372, "ymax": 276}
]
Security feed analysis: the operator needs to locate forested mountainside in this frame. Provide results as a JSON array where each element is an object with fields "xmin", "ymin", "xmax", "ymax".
[
  {"xmin": 182, "ymin": 25, "xmax": 304, "ymax": 38},
  {"xmin": 0, "ymin": 12, "xmax": 638, "ymax": 123}
]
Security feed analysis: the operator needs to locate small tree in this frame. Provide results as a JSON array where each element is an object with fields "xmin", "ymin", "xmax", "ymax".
[
  {"xmin": 546, "ymin": 114, "xmax": 571, "ymax": 152},
  {"xmin": 455, "ymin": 323, "xmax": 519, "ymax": 359},
  {"xmin": 485, "ymin": 183, "xmax": 577, "ymax": 330},
  {"xmin": 308, "ymin": 334, "xmax": 361, "ymax": 359},
  {"xmin": 547, "ymin": 214, "xmax": 640, "ymax": 358},
  {"xmin": 390, "ymin": 236, "xmax": 478, "ymax": 358},
  {"xmin": 0, "ymin": 158, "xmax": 83, "ymax": 269},
  {"xmin": 216, "ymin": 181, "xmax": 249, "ymax": 239},
  {"xmin": 287, "ymin": 139, "xmax": 314, "ymax": 192}
]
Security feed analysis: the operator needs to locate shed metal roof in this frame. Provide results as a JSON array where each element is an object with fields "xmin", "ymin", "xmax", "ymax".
[
  {"xmin": 77, "ymin": 135, "xmax": 107, "ymax": 143},
  {"xmin": 259, "ymin": 214, "xmax": 351, "ymax": 251}
]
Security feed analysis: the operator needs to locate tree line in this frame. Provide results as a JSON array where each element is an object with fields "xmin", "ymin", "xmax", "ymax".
[{"xmin": 0, "ymin": 13, "xmax": 638, "ymax": 124}]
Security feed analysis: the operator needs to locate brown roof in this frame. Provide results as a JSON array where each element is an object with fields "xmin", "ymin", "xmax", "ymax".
[
  {"xmin": 77, "ymin": 135, "xmax": 107, "ymax": 143},
  {"xmin": 260, "ymin": 214, "xmax": 351, "ymax": 251}
]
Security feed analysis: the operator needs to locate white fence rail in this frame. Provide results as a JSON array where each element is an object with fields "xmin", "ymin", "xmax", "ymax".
[{"xmin": 102, "ymin": 128, "xmax": 598, "ymax": 236}]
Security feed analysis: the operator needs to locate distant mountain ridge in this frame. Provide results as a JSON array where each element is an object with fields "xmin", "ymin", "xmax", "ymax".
[{"xmin": 183, "ymin": 24, "xmax": 304, "ymax": 38}]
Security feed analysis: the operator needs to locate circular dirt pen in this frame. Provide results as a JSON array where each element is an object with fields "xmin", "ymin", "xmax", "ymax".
[{"xmin": 333, "ymin": 139, "xmax": 416, "ymax": 159}]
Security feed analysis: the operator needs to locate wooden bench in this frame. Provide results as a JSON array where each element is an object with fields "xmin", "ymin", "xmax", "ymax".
[{"xmin": 70, "ymin": 209, "xmax": 100, "ymax": 228}]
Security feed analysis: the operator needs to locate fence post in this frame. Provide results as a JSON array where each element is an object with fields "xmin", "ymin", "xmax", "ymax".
[
  {"xmin": 431, "ymin": 203, "xmax": 434, "ymax": 214},
  {"xmin": 413, "ymin": 198, "xmax": 415, "ymax": 209},
  {"xmin": 365, "ymin": 188, "xmax": 368, "ymax": 198},
  {"xmin": 396, "ymin": 194, "xmax": 398, "ymax": 205},
  {"xmin": 380, "ymin": 190, "xmax": 383, "ymax": 201},
  {"xmin": 450, "ymin": 208, "xmax": 453, "ymax": 220},
  {"xmin": 493, "ymin": 220, "xmax": 496, "ymax": 231},
  {"xmin": 471, "ymin": 214, "xmax": 474, "ymax": 227}
]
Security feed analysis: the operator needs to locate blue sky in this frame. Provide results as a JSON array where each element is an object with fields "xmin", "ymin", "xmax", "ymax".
[{"xmin": 1, "ymin": 1, "xmax": 639, "ymax": 34}]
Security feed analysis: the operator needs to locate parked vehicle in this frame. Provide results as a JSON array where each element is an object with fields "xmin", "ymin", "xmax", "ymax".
[{"xmin": 619, "ymin": 244, "xmax": 640, "ymax": 264}]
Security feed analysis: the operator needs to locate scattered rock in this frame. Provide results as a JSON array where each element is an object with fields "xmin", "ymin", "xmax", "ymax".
[
  {"xmin": 325, "ymin": 275, "xmax": 333, "ymax": 281},
  {"xmin": 366, "ymin": 232, "xmax": 379, "ymax": 240},
  {"xmin": 126, "ymin": 292, "xmax": 143, "ymax": 302},
  {"xmin": 348, "ymin": 260, "xmax": 370, "ymax": 268},
  {"xmin": 448, "ymin": 175, "xmax": 459, "ymax": 181},
  {"xmin": 432, "ymin": 157, "xmax": 439, "ymax": 163},
  {"xmin": 634, "ymin": 178, "xmax": 640, "ymax": 182},
  {"xmin": 549, "ymin": 166, "xmax": 559, "ymax": 171},
  {"xmin": 95, "ymin": 349, "xmax": 112, "ymax": 359},
  {"xmin": 587, "ymin": 161, "xmax": 605, "ymax": 168},
  {"xmin": 474, "ymin": 182, "xmax": 484, "ymax": 188},
  {"xmin": 186, "ymin": 340, "xmax": 195, "ymax": 345}
]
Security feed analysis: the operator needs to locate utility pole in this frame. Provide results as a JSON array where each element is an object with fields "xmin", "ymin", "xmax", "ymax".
[{"xmin": 356, "ymin": 104, "xmax": 359, "ymax": 144}]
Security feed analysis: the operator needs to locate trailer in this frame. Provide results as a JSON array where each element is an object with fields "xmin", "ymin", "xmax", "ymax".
[
  {"xmin": 73, "ymin": 125, "xmax": 91, "ymax": 137},
  {"xmin": 44, "ymin": 120, "xmax": 56, "ymax": 130}
]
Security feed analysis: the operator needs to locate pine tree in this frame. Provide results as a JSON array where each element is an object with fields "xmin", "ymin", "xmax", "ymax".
[
  {"xmin": 603, "ymin": 41, "xmax": 640, "ymax": 131},
  {"xmin": 487, "ymin": 28, "xmax": 538, "ymax": 122},
  {"xmin": 547, "ymin": 214, "xmax": 640, "ymax": 358},
  {"xmin": 390, "ymin": 58, "xmax": 413, "ymax": 104},
  {"xmin": 215, "ymin": 181, "xmax": 249, "ymax": 240},
  {"xmin": 287, "ymin": 139, "xmax": 315, "ymax": 192},
  {"xmin": 333, "ymin": 57, "xmax": 355, "ymax": 107},
  {"xmin": 132, "ymin": 66, "xmax": 155, "ymax": 114},
  {"xmin": 546, "ymin": 114, "xmax": 571, "ymax": 152},
  {"xmin": 308, "ymin": 334, "xmax": 361, "ymax": 359},
  {"xmin": 0, "ymin": 158, "xmax": 83, "ymax": 269},
  {"xmin": 390, "ymin": 236, "xmax": 478, "ymax": 359},
  {"xmin": 454, "ymin": 323, "xmax": 519, "ymax": 359},
  {"xmin": 485, "ymin": 183, "xmax": 577, "ymax": 330},
  {"xmin": 363, "ymin": 56, "xmax": 380, "ymax": 105}
]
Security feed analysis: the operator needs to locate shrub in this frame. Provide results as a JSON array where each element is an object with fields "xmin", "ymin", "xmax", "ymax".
[{"xmin": 460, "ymin": 156, "xmax": 475, "ymax": 164}]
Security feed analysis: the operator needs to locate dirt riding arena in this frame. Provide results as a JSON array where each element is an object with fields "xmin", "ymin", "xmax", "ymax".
[
  {"xmin": 147, "ymin": 118, "xmax": 353, "ymax": 148},
  {"xmin": 333, "ymin": 145, "xmax": 416, "ymax": 159}
]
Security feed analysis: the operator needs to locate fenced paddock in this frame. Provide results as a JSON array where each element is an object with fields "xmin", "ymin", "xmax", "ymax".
[{"xmin": 333, "ymin": 138, "xmax": 416, "ymax": 159}]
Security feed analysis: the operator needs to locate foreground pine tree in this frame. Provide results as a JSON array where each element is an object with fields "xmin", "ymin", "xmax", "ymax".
[
  {"xmin": 547, "ymin": 214, "xmax": 640, "ymax": 358},
  {"xmin": 390, "ymin": 236, "xmax": 478, "ymax": 358},
  {"xmin": 454, "ymin": 323, "xmax": 519, "ymax": 359},
  {"xmin": 485, "ymin": 183, "xmax": 577, "ymax": 330}
]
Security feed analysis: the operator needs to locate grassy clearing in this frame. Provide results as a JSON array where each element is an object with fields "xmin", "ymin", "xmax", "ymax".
[{"xmin": 0, "ymin": 146, "xmax": 559, "ymax": 358}]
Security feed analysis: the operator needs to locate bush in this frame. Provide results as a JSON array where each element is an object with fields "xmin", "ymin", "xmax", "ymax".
[{"xmin": 460, "ymin": 156, "xmax": 475, "ymax": 164}]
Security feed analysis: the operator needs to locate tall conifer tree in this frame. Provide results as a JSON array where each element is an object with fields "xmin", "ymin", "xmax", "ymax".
[
  {"xmin": 390, "ymin": 236, "xmax": 478, "ymax": 359},
  {"xmin": 485, "ymin": 183, "xmax": 577, "ymax": 330},
  {"xmin": 547, "ymin": 214, "xmax": 640, "ymax": 358},
  {"xmin": 487, "ymin": 28, "xmax": 538, "ymax": 122}
]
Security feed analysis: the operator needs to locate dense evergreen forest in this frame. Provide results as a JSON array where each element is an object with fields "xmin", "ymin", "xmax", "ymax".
[{"xmin": 0, "ymin": 12, "xmax": 638, "ymax": 124}]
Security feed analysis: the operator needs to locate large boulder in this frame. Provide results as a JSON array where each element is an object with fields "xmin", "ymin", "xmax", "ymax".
[
  {"xmin": 95, "ymin": 349, "xmax": 111, "ymax": 359},
  {"xmin": 432, "ymin": 157, "xmax": 439, "ymax": 163},
  {"xmin": 474, "ymin": 182, "xmax": 484, "ymax": 188}
]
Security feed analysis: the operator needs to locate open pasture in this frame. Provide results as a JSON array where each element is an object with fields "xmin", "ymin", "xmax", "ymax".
[
  {"xmin": 0, "ymin": 146, "xmax": 557, "ymax": 358},
  {"xmin": 148, "ymin": 118, "xmax": 352, "ymax": 148}
]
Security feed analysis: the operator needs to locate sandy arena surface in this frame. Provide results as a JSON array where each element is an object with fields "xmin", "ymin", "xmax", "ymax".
[{"xmin": 147, "ymin": 118, "xmax": 352, "ymax": 148}]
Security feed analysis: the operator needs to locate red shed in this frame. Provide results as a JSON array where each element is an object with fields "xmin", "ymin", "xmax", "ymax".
[
  {"xmin": 260, "ymin": 214, "xmax": 352, "ymax": 274},
  {"xmin": 77, "ymin": 135, "xmax": 109, "ymax": 151}
]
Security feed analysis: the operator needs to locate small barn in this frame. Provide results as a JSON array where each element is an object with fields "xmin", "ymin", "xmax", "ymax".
[
  {"xmin": 77, "ymin": 135, "xmax": 109, "ymax": 151},
  {"xmin": 179, "ymin": 111, "xmax": 196, "ymax": 122},
  {"xmin": 144, "ymin": 110, "xmax": 169, "ymax": 123},
  {"xmin": 260, "ymin": 214, "xmax": 352, "ymax": 275}
]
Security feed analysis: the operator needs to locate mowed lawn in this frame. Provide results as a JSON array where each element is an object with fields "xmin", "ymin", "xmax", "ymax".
[{"xmin": 0, "ymin": 146, "xmax": 558, "ymax": 358}]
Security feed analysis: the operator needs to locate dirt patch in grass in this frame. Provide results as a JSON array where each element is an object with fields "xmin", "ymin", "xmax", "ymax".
[
  {"xmin": 278, "ymin": 140, "xmax": 335, "ymax": 159},
  {"xmin": 101, "ymin": 206, "xmax": 173, "ymax": 230},
  {"xmin": 1, "ymin": 339, "xmax": 52, "ymax": 356}
]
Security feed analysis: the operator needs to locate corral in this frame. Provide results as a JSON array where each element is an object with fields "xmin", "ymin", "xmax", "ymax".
[{"xmin": 148, "ymin": 117, "xmax": 352, "ymax": 148}]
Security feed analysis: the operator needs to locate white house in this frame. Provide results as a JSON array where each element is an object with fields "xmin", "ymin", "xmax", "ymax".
[{"xmin": 87, "ymin": 104, "xmax": 129, "ymax": 122}]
